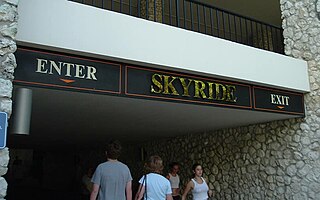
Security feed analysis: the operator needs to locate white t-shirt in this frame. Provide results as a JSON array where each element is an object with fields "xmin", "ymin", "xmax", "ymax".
[
  {"xmin": 168, "ymin": 173, "xmax": 180, "ymax": 189},
  {"xmin": 138, "ymin": 173, "xmax": 172, "ymax": 200}
]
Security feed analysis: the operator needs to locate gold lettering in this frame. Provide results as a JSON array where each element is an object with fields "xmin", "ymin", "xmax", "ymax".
[
  {"xmin": 179, "ymin": 78, "xmax": 192, "ymax": 97},
  {"xmin": 151, "ymin": 74, "xmax": 163, "ymax": 94},
  {"xmin": 150, "ymin": 73, "xmax": 238, "ymax": 103},
  {"xmin": 207, "ymin": 82, "xmax": 215, "ymax": 100},
  {"xmin": 163, "ymin": 75, "xmax": 179, "ymax": 96},
  {"xmin": 226, "ymin": 85, "xmax": 237, "ymax": 102},
  {"xmin": 193, "ymin": 80, "xmax": 207, "ymax": 99},
  {"xmin": 216, "ymin": 83, "xmax": 226, "ymax": 101}
]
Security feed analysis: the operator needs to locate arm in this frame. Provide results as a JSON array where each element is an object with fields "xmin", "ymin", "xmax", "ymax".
[
  {"xmin": 90, "ymin": 183, "xmax": 99, "ymax": 200},
  {"xmin": 166, "ymin": 194, "xmax": 173, "ymax": 200},
  {"xmin": 134, "ymin": 184, "xmax": 145, "ymax": 200},
  {"xmin": 126, "ymin": 180, "xmax": 132, "ymax": 200},
  {"xmin": 181, "ymin": 181, "xmax": 193, "ymax": 200},
  {"xmin": 204, "ymin": 178, "xmax": 213, "ymax": 197}
]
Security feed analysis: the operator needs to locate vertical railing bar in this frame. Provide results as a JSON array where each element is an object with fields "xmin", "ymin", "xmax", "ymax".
[
  {"xmin": 233, "ymin": 15, "xmax": 237, "ymax": 42},
  {"xmin": 274, "ymin": 28, "xmax": 279, "ymax": 53},
  {"xmin": 245, "ymin": 19, "xmax": 248, "ymax": 44},
  {"xmin": 210, "ymin": 8, "xmax": 213, "ymax": 36},
  {"xmin": 146, "ymin": 0, "xmax": 149, "ymax": 19},
  {"xmin": 154, "ymin": 0, "xmax": 156, "ymax": 21},
  {"xmin": 92, "ymin": 0, "xmax": 94, "ymax": 6},
  {"xmin": 169, "ymin": 0, "xmax": 172, "ymax": 25},
  {"xmin": 120, "ymin": 0, "xmax": 123, "ymax": 12},
  {"xmin": 183, "ymin": 0, "xmax": 186, "ymax": 28},
  {"xmin": 138, "ymin": 0, "xmax": 141, "ymax": 17},
  {"xmin": 203, "ymin": 6, "xmax": 207, "ymax": 34},
  {"xmin": 239, "ymin": 18, "xmax": 243, "ymax": 43},
  {"xmin": 222, "ymin": 11, "xmax": 225, "ymax": 38},
  {"xmin": 227, "ymin": 13, "xmax": 231, "ymax": 40},
  {"xmin": 197, "ymin": 4, "xmax": 200, "ymax": 31},
  {"xmin": 129, "ymin": 0, "xmax": 132, "ymax": 14},
  {"xmin": 162, "ymin": 0, "xmax": 165, "ymax": 23},
  {"xmin": 190, "ymin": 1, "xmax": 194, "ymax": 30},
  {"xmin": 176, "ymin": 0, "xmax": 180, "ymax": 27},
  {"xmin": 111, "ymin": 0, "xmax": 113, "ymax": 10},
  {"xmin": 255, "ymin": 22, "xmax": 259, "ymax": 48},
  {"xmin": 261, "ymin": 23, "xmax": 265, "ymax": 49},
  {"xmin": 250, "ymin": 20, "xmax": 254, "ymax": 45},
  {"xmin": 266, "ymin": 26, "xmax": 270, "ymax": 50},
  {"xmin": 270, "ymin": 27, "xmax": 275, "ymax": 51},
  {"xmin": 216, "ymin": 10, "xmax": 220, "ymax": 37},
  {"xmin": 102, "ymin": 0, "xmax": 104, "ymax": 8}
]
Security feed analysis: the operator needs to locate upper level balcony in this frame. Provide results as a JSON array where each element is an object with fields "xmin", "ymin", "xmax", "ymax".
[
  {"xmin": 16, "ymin": 0, "xmax": 309, "ymax": 93},
  {"xmin": 69, "ymin": 0, "xmax": 284, "ymax": 54}
]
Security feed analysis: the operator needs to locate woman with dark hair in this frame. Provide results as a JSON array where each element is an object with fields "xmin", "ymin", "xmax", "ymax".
[
  {"xmin": 181, "ymin": 164, "xmax": 213, "ymax": 200},
  {"xmin": 166, "ymin": 162, "xmax": 181, "ymax": 200},
  {"xmin": 135, "ymin": 155, "xmax": 173, "ymax": 200}
]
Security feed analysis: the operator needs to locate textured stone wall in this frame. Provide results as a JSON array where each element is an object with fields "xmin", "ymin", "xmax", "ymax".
[
  {"xmin": 130, "ymin": 1, "xmax": 320, "ymax": 199},
  {"xmin": 0, "ymin": 0, "xmax": 18, "ymax": 199}
]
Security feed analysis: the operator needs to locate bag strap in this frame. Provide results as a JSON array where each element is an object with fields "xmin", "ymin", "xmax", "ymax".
[
  {"xmin": 136, "ymin": 175, "xmax": 146, "ymax": 200},
  {"xmin": 144, "ymin": 174, "xmax": 147, "ymax": 199}
]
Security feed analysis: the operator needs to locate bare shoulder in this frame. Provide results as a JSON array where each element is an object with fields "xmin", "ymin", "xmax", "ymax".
[{"xmin": 187, "ymin": 179, "xmax": 195, "ymax": 189}]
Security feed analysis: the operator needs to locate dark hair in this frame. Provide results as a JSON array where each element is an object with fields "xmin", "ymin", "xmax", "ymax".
[
  {"xmin": 169, "ymin": 162, "xmax": 180, "ymax": 169},
  {"xmin": 106, "ymin": 140, "xmax": 122, "ymax": 159},
  {"xmin": 145, "ymin": 155, "xmax": 164, "ymax": 173},
  {"xmin": 192, "ymin": 163, "xmax": 202, "ymax": 177},
  {"xmin": 192, "ymin": 163, "xmax": 202, "ymax": 171}
]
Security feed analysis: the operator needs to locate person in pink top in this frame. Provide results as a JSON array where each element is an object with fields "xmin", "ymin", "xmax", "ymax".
[{"xmin": 181, "ymin": 164, "xmax": 213, "ymax": 200}]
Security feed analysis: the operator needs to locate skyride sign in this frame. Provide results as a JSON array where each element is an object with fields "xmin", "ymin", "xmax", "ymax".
[{"xmin": 14, "ymin": 47, "xmax": 305, "ymax": 116}]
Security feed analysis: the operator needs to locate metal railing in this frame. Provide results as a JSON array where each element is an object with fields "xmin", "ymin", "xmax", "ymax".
[{"xmin": 69, "ymin": 0, "xmax": 284, "ymax": 54}]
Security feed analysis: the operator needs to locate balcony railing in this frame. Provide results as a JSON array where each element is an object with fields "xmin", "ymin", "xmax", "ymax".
[{"xmin": 69, "ymin": 0, "xmax": 284, "ymax": 54}]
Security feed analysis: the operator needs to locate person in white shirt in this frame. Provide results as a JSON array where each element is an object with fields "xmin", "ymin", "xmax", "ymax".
[
  {"xmin": 135, "ymin": 155, "xmax": 173, "ymax": 200},
  {"xmin": 181, "ymin": 164, "xmax": 213, "ymax": 200},
  {"xmin": 166, "ymin": 162, "xmax": 181, "ymax": 200}
]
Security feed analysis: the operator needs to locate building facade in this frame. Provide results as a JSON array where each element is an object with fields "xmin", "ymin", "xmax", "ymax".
[{"xmin": 0, "ymin": 0, "xmax": 319, "ymax": 199}]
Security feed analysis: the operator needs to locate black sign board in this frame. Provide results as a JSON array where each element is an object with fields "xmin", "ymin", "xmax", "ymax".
[
  {"xmin": 125, "ymin": 66, "xmax": 252, "ymax": 109},
  {"xmin": 14, "ymin": 47, "xmax": 305, "ymax": 116},
  {"xmin": 253, "ymin": 86, "xmax": 304, "ymax": 115},
  {"xmin": 14, "ymin": 48, "xmax": 121, "ymax": 94}
]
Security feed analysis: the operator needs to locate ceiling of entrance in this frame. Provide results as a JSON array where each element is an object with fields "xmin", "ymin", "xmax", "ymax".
[{"xmin": 8, "ymin": 86, "xmax": 297, "ymax": 149}]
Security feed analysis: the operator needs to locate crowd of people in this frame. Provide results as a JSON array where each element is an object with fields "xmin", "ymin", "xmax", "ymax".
[{"xmin": 86, "ymin": 140, "xmax": 214, "ymax": 200}]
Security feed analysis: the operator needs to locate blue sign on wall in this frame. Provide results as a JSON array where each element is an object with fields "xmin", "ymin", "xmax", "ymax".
[{"xmin": 0, "ymin": 112, "xmax": 8, "ymax": 149}]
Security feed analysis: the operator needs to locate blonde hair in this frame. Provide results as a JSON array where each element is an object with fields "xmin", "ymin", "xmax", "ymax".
[{"xmin": 145, "ymin": 155, "xmax": 164, "ymax": 173}]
